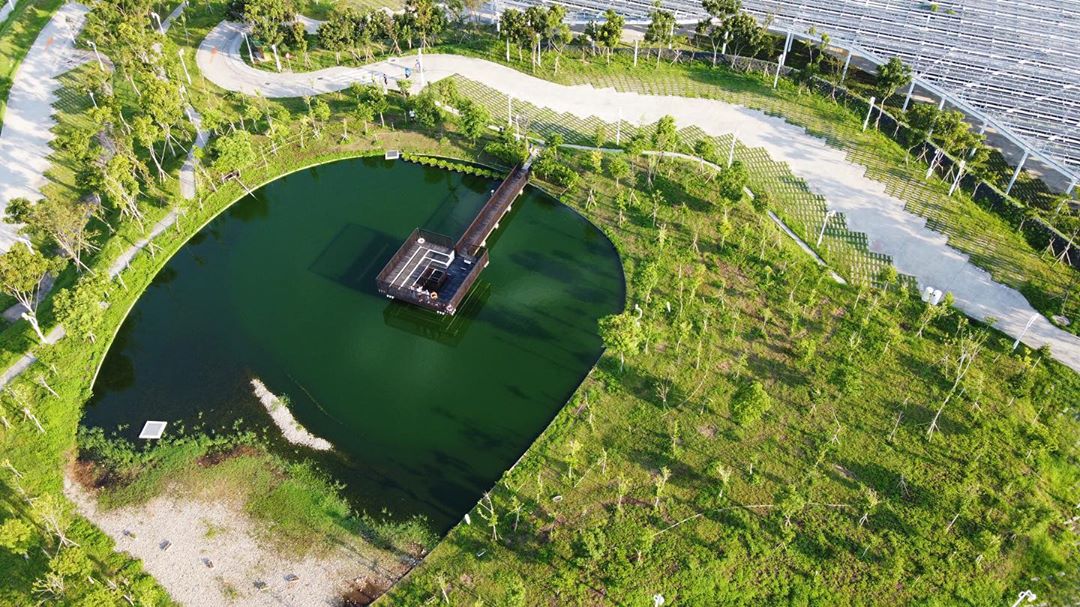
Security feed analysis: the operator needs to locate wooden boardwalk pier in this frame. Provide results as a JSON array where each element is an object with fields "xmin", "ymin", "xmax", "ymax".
[
  {"xmin": 455, "ymin": 163, "xmax": 531, "ymax": 255},
  {"xmin": 376, "ymin": 160, "xmax": 533, "ymax": 315}
]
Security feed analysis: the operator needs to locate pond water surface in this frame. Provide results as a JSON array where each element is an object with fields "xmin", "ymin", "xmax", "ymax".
[{"xmin": 83, "ymin": 157, "xmax": 624, "ymax": 530}]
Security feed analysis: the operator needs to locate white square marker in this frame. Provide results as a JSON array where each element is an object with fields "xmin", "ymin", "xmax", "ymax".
[{"xmin": 139, "ymin": 421, "xmax": 167, "ymax": 439}]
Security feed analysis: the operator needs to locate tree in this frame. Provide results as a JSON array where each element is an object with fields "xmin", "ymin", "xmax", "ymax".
[
  {"xmin": 694, "ymin": 137, "xmax": 719, "ymax": 166},
  {"xmin": 717, "ymin": 160, "xmax": 748, "ymax": 202},
  {"xmin": 905, "ymin": 102, "xmax": 940, "ymax": 153},
  {"xmin": 927, "ymin": 326, "xmax": 987, "ymax": 440},
  {"xmin": 242, "ymin": 0, "xmax": 297, "ymax": 48},
  {"xmin": 318, "ymin": 7, "xmax": 361, "ymax": 52},
  {"xmin": 645, "ymin": 3, "xmax": 676, "ymax": 66},
  {"xmin": 595, "ymin": 10, "xmax": 624, "ymax": 63},
  {"xmin": 875, "ymin": 57, "xmax": 912, "ymax": 105},
  {"xmin": 0, "ymin": 244, "xmax": 52, "ymax": 342},
  {"xmin": 131, "ymin": 115, "xmax": 165, "ymax": 181},
  {"xmin": 500, "ymin": 8, "xmax": 529, "ymax": 63},
  {"xmin": 53, "ymin": 275, "xmax": 108, "ymax": 343},
  {"xmin": 366, "ymin": 86, "xmax": 389, "ymax": 128},
  {"xmin": 354, "ymin": 100, "xmax": 375, "ymax": 134},
  {"xmin": 541, "ymin": 5, "xmax": 571, "ymax": 72},
  {"xmin": 405, "ymin": 0, "xmax": 446, "ymax": 48},
  {"xmin": 523, "ymin": 6, "xmax": 547, "ymax": 66},
  {"xmin": 0, "ymin": 517, "xmax": 34, "ymax": 558},
  {"xmin": 649, "ymin": 115, "xmax": 677, "ymax": 181},
  {"xmin": 282, "ymin": 19, "xmax": 307, "ymax": 55},
  {"xmin": 410, "ymin": 91, "xmax": 444, "ymax": 129},
  {"xmin": 606, "ymin": 154, "xmax": 631, "ymax": 187},
  {"xmin": 210, "ymin": 130, "xmax": 256, "ymax": 175},
  {"xmin": 695, "ymin": 0, "xmax": 740, "ymax": 65},
  {"xmin": 730, "ymin": 380, "xmax": 771, "ymax": 426},
  {"xmin": 10, "ymin": 198, "xmax": 96, "ymax": 272},
  {"xmin": 459, "ymin": 100, "xmax": 491, "ymax": 142},
  {"xmin": 722, "ymin": 12, "xmax": 766, "ymax": 61},
  {"xmin": 599, "ymin": 311, "xmax": 643, "ymax": 370},
  {"xmin": 653, "ymin": 466, "xmax": 671, "ymax": 510}
]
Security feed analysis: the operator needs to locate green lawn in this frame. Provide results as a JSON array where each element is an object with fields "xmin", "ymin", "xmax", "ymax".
[{"xmin": 382, "ymin": 143, "xmax": 1080, "ymax": 606}]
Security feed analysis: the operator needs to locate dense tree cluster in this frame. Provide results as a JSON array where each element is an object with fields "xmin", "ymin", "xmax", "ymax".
[{"xmin": 316, "ymin": 0, "xmax": 444, "ymax": 56}]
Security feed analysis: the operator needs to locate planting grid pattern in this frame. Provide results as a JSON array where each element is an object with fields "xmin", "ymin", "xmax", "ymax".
[
  {"xmin": 545, "ymin": 68, "xmax": 1075, "ymax": 296},
  {"xmin": 453, "ymin": 76, "xmax": 897, "ymax": 286}
]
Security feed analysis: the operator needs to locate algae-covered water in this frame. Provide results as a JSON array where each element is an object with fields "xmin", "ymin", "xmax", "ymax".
[{"xmin": 83, "ymin": 157, "xmax": 624, "ymax": 530}]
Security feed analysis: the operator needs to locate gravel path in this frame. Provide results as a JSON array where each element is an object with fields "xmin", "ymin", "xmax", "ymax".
[
  {"xmin": 195, "ymin": 20, "xmax": 1080, "ymax": 374},
  {"xmin": 66, "ymin": 477, "xmax": 403, "ymax": 607},
  {"xmin": 0, "ymin": 3, "xmax": 91, "ymax": 251}
]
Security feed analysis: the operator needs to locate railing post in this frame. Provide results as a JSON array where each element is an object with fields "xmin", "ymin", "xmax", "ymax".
[
  {"xmin": 1005, "ymin": 149, "xmax": 1030, "ymax": 196},
  {"xmin": 901, "ymin": 79, "xmax": 916, "ymax": 111},
  {"xmin": 863, "ymin": 96, "xmax": 876, "ymax": 131}
]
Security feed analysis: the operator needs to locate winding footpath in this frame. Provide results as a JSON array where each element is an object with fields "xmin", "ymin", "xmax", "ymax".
[
  {"xmin": 0, "ymin": 3, "xmax": 91, "ymax": 251},
  {"xmin": 195, "ymin": 20, "xmax": 1080, "ymax": 375}
]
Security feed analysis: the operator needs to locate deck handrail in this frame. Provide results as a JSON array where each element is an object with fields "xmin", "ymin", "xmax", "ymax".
[{"xmin": 456, "ymin": 164, "xmax": 530, "ymax": 253}]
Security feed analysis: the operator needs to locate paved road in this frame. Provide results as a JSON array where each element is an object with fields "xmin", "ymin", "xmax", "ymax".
[
  {"xmin": 0, "ymin": 3, "xmax": 90, "ymax": 251},
  {"xmin": 196, "ymin": 20, "xmax": 1080, "ymax": 374}
]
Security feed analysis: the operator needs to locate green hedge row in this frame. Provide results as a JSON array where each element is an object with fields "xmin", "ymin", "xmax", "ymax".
[{"xmin": 401, "ymin": 153, "xmax": 500, "ymax": 178}]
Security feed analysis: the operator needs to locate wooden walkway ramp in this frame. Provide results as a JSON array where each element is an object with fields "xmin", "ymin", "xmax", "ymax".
[{"xmin": 456, "ymin": 162, "xmax": 531, "ymax": 255}]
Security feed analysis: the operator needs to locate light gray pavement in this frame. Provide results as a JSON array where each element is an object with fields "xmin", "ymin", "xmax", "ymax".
[
  {"xmin": 0, "ymin": 3, "xmax": 91, "ymax": 251},
  {"xmin": 0, "ymin": 325, "xmax": 64, "ymax": 390},
  {"xmin": 0, "ymin": 1, "xmax": 14, "ymax": 26},
  {"xmin": 160, "ymin": 0, "xmax": 186, "ymax": 30},
  {"xmin": 161, "ymin": 1, "xmax": 208, "ymax": 202},
  {"xmin": 195, "ymin": 20, "xmax": 1080, "ymax": 374},
  {"xmin": 108, "ymin": 210, "xmax": 179, "ymax": 278},
  {"xmin": 179, "ymin": 106, "xmax": 207, "ymax": 199}
]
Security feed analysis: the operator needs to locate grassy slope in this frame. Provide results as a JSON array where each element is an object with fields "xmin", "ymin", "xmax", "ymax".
[{"xmin": 382, "ymin": 149, "xmax": 1080, "ymax": 605}]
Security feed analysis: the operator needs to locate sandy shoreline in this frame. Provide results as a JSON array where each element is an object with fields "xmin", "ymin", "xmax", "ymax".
[
  {"xmin": 250, "ymin": 378, "xmax": 333, "ymax": 451},
  {"xmin": 65, "ymin": 478, "xmax": 404, "ymax": 606}
]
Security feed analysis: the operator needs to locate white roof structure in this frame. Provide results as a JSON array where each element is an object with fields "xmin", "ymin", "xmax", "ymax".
[{"xmin": 487, "ymin": 0, "xmax": 1080, "ymax": 189}]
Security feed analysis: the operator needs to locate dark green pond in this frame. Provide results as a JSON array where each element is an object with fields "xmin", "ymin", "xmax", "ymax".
[{"xmin": 83, "ymin": 158, "xmax": 623, "ymax": 530}]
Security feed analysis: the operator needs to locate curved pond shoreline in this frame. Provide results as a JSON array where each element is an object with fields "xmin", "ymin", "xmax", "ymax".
[{"xmin": 81, "ymin": 157, "xmax": 625, "ymax": 531}]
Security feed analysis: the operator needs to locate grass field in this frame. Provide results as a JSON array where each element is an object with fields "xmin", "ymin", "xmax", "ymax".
[{"xmin": 382, "ymin": 143, "xmax": 1080, "ymax": 606}]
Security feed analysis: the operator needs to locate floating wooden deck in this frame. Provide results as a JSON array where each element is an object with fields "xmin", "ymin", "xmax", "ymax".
[{"xmin": 376, "ymin": 163, "xmax": 531, "ymax": 315}]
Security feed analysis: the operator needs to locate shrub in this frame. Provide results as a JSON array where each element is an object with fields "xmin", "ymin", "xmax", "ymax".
[{"xmin": 730, "ymin": 380, "xmax": 772, "ymax": 426}]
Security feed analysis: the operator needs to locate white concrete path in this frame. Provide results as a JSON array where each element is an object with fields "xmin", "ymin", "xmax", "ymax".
[
  {"xmin": 0, "ymin": 325, "xmax": 64, "ymax": 389},
  {"xmin": 180, "ymin": 106, "xmax": 207, "ymax": 199},
  {"xmin": 108, "ymin": 210, "xmax": 179, "ymax": 278},
  {"xmin": 0, "ymin": 3, "xmax": 91, "ymax": 251},
  {"xmin": 0, "ymin": 1, "xmax": 15, "ymax": 27},
  {"xmin": 195, "ymin": 20, "xmax": 1080, "ymax": 374}
]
